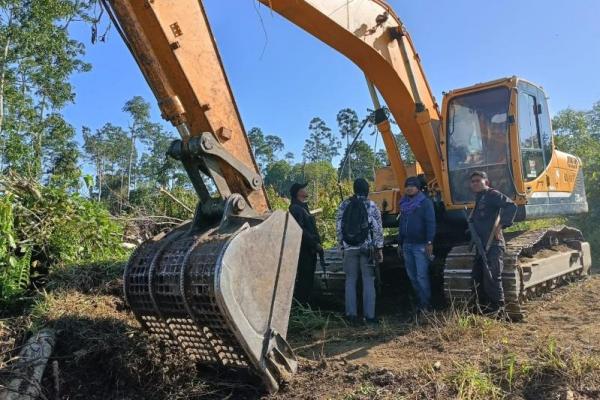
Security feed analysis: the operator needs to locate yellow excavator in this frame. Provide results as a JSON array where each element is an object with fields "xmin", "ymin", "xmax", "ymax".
[{"xmin": 103, "ymin": 0, "xmax": 592, "ymax": 392}]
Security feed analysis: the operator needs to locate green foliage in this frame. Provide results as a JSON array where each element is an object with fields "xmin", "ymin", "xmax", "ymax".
[
  {"xmin": 0, "ymin": 0, "xmax": 96, "ymax": 180},
  {"xmin": 506, "ymin": 217, "xmax": 566, "ymax": 233},
  {"xmin": 264, "ymin": 159, "xmax": 295, "ymax": 196},
  {"xmin": 553, "ymin": 102, "xmax": 600, "ymax": 265},
  {"xmin": 265, "ymin": 186, "xmax": 289, "ymax": 211},
  {"xmin": 248, "ymin": 127, "xmax": 284, "ymax": 172},
  {"xmin": 449, "ymin": 363, "xmax": 502, "ymax": 400},
  {"xmin": 0, "ymin": 195, "xmax": 31, "ymax": 301},
  {"xmin": 303, "ymin": 117, "xmax": 340, "ymax": 162},
  {"xmin": 288, "ymin": 302, "xmax": 343, "ymax": 335},
  {"xmin": 266, "ymin": 177, "xmax": 352, "ymax": 248},
  {"xmin": 2, "ymin": 174, "xmax": 125, "ymax": 270},
  {"xmin": 129, "ymin": 185, "xmax": 196, "ymax": 221},
  {"xmin": 338, "ymin": 140, "xmax": 381, "ymax": 181}
]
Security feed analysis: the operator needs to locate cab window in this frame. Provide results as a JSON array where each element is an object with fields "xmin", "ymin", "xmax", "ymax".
[{"xmin": 518, "ymin": 91, "xmax": 544, "ymax": 180}]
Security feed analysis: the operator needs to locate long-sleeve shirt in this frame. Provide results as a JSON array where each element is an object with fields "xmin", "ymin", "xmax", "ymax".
[
  {"xmin": 289, "ymin": 200, "xmax": 321, "ymax": 255},
  {"xmin": 335, "ymin": 195, "xmax": 384, "ymax": 250},
  {"xmin": 471, "ymin": 188, "xmax": 518, "ymax": 247},
  {"xmin": 398, "ymin": 197, "xmax": 436, "ymax": 245}
]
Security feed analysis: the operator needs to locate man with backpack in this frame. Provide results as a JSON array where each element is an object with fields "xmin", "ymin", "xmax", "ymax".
[
  {"xmin": 336, "ymin": 178, "xmax": 384, "ymax": 325},
  {"xmin": 289, "ymin": 182, "xmax": 323, "ymax": 305},
  {"xmin": 397, "ymin": 176, "xmax": 436, "ymax": 312}
]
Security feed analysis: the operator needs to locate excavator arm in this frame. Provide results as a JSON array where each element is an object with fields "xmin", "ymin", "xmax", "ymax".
[{"xmin": 258, "ymin": 0, "xmax": 443, "ymax": 188}]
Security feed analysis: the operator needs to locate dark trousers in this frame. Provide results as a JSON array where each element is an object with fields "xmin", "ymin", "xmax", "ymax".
[
  {"xmin": 294, "ymin": 251, "xmax": 316, "ymax": 305},
  {"xmin": 472, "ymin": 245, "xmax": 505, "ymax": 309}
]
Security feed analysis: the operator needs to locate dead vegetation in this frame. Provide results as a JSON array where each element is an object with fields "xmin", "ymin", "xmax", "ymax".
[{"xmin": 1, "ymin": 260, "xmax": 599, "ymax": 399}]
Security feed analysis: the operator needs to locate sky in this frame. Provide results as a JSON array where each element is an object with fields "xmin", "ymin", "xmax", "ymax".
[{"xmin": 63, "ymin": 0, "xmax": 600, "ymax": 166}]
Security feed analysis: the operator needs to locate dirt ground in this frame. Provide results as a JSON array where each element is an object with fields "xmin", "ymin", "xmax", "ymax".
[{"xmin": 1, "ymin": 269, "xmax": 599, "ymax": 400}]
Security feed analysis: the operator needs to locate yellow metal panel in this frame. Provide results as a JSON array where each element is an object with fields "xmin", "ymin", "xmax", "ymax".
[{"xmin": 370, "ymin": 189, "xmax": 401, "ymax": 214}]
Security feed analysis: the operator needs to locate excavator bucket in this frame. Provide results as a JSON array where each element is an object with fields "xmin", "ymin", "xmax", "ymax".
[{"xmin": 123, "ymin": 197, "xmax": 301, "ymax": 392}]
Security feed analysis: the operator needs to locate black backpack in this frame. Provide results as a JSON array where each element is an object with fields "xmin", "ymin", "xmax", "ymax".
[{"xmin": 342, "ymin": 196, "xmax": 370, "ymax": 246}]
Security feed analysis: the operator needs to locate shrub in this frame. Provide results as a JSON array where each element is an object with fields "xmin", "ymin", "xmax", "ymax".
[
  {"xmin": 0, "ymin": 174, "xmax": 125, "ymax": 302},
  {"xmin": 0, "ymin": 195, "xmax": 31, "ymax": 301}
]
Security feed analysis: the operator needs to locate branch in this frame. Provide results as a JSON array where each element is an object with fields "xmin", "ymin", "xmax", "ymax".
[{"xmin": 159, "ymin": 187, "xmax": 194, "ymax": 214}]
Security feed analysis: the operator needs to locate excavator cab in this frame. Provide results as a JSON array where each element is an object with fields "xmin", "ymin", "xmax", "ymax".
[
  {"xmin": 440, "ymin": 77, "xmax": 588, "ymax": 219},
  {"xmin": 444, "ymin": 83, "xmax": 515, "ymax": 204}
]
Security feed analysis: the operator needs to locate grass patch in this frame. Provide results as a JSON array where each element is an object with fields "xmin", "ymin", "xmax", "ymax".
[
  {"xmin": 288, "ymin": 302, "xmax": 345, "ymax": 335},
  {"xmin": 342, "ymin": 382, "xmax": 378, "ymax": 400},
  {"xmin": 506, "ymin": 217, "xmax": 567, "ymax": 233},
  {"xmin": 450, "ymin": 363, "xmax": 503, "ymax": 400},
  {"xmin": 47, "ymin": 257, "xmax": 128, "ymax": 294},
  {"xmin": 485, "ymin": 339, "xmax": 600, "ymax": 398},
  {"xmin": 423, "ymin": 304, "xmax": 499, "ymax": 342}
]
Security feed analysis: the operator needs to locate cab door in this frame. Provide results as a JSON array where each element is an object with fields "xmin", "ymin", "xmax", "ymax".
[{"xmin": 517, "ymin": 83, "xmax": 546, "ymax": 183}]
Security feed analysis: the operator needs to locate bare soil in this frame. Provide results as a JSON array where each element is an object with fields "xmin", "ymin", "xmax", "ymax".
[{"xmin": 2, "ymin": 272, "xmax": 599, "ymax": 399}]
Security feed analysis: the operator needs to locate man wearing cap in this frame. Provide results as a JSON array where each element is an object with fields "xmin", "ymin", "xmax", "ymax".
[
  {"xmin": 397, "ymin": 176, "xmax": 436, "ymax": 312},
  {"xmin": 336, "ymin": 178, "xmax": 384, "ymax": 325},
  {"xmin": 469, "ymin": 171, "xmax": 517, "ymax": 315},
  {"xmin": 289, "ymin": 182, "xmax": 322, "ymax": 305}
]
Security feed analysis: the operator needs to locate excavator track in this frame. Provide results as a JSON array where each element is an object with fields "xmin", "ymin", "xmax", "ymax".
[{"xmin": 444, "ymin": 226, "xmax": 592, "ymax": 321}]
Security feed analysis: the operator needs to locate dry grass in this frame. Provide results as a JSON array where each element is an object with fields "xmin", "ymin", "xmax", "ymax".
[{"xmin": 2, "ymin": 259, "xmax": 600, "ymax": 399}]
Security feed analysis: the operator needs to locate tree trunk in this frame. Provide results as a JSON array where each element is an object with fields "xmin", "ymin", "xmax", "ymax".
[
  {"xmin": 346, "ymin": 135, "xmax": 352, "ymax": 180},
  {"xmin": 97, "ymin": 158, "xmax": 103, "ymax": 201},
  {"xmin": 127, "ymin": 131, "xmax": 136, "ymax": 201},
  {"xmin": 0, "ymin": 329, "xmax": 56, "ymax": 400},
  {"xmin": 32, "ymin": 95, "xmax": 46, "ymax": 181},
  {"xmin": 0, "ymin": 11, "xmax": 13, "ymax": 137}
]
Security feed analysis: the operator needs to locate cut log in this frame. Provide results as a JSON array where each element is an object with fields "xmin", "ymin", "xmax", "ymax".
[{"xmin": 0, "ymin": 329, "xmax": 56, "ymax": 400}]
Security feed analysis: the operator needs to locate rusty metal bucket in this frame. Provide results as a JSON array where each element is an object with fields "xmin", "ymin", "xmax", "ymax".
[{"xmin": 123, "ymin": 196, "xmax": 301, "ymax": 392}]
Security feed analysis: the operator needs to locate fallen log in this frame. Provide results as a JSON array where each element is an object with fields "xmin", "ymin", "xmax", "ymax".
[{"xmin": 0, "ymin": 329, "xmax": 56, "ymax": 400}]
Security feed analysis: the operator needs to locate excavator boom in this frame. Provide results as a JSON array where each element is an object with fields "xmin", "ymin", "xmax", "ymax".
[
  {"xmin": 258, "ymin": 0, "xmax": 442, "ymax": 184},
  {"xmin": 105, "ymin": 0, "xmax": 269, "ymax": 212}
]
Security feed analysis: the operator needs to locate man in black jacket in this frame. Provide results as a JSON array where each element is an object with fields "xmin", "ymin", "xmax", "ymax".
[
  {"xmin": 469, "ymin": 171, "xmax": 518, "ymax": 314},
  {"xmin": 289, "ymin": 182, "xmax": 322, "ymax": 305}
]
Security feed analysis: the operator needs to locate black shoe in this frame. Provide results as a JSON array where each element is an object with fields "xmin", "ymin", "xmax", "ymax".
[
  {"xmin": 365, "ymin": 317, "xmax": 379, "ymax": 326},
  {"xmin": 344, "ymin": 315, "xmax": 358, "ymax": 326}
]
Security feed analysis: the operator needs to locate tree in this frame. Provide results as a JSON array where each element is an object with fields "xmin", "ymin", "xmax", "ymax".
[
  {"xmin": 553, "ymin": 104, "xmax": 600, "ymax": 266},
  {"xmin": 43, "ymin": 113, "xmax": 80, "ymax": 188},
  {"xmin": 338, "ymin": 140, "xmax": 380, "ymax": 181},
  {"xmin": 587, "ymin": 100, "xmax": 600, "ymax": 138},
  {"xmin": 82, "ymin": 122, "xmax": 129, "ymax": 204},
  {"xmin": 0, "ymin": 0, "xmax": 95, "ymax": 180},
  {"xmin": 123, "ymin": 96, "xmax": 152, "ymax": 200},
  {"xmin": 337, "ymin": 108, "xmax": 360, "ymax": 180},
  {"xmin": 302, "ymin": 117, "xmax": 340, "ymax": 163},
  {"xmin": 137, "ymin": 124, "xmax": 182, "ymax": 188},
  {"xmin": 248, "ymin": 127, "xmax": 284, "ymax": 171},
  {"xmin": 375, "ymin": 133, "xmax": 415, "ymax": 165},
  {"xmin": 264, "ymin": 159, "xmax": 294, "ymax": 196}
]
